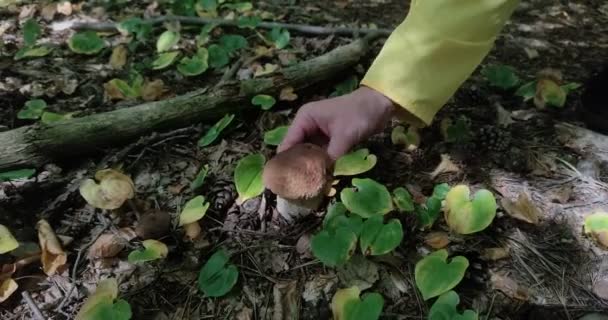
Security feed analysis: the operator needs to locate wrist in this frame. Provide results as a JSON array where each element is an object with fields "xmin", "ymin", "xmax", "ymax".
[{"xmin": 356, "ymin": 86, "xmax": 396, "ymax": 115}]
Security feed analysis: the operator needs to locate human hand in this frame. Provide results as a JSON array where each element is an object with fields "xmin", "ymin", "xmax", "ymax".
[{"xmin": 278, "ymin": 86, "xmax": 396, "ymax": 160}]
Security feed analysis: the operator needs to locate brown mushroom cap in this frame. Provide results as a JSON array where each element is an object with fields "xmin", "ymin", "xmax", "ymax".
[{"xmin": 263, "ymin": 143, "xmax": 333, "ymax": 200}]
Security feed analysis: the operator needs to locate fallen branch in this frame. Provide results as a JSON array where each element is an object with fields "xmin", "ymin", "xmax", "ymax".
[
  {"xmin": 70, "ymin": 15, "xmax": 393, "ymax": 37},
  {"xmin": 21, "ymin": 291, "xmax": 45, "ymax": 320},
  {"xmin": 0, "ymin": 35, "xmax": 379, "ymax": 171}
]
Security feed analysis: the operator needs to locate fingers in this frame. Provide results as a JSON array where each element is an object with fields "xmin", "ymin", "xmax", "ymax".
[
  {"xmin": 278, "ymin": 108, "xmax": 317, "ymax": 153},
  {"xmin": 327, "ymin": 132, "xmax": 357, "ymax": 160}
]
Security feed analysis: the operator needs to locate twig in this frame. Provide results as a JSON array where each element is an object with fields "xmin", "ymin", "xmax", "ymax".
[
  {"xmin": 71, "ymin": 15, "xmax": 393, "ymax": 37},
  {"xmin": 21, "ymin": 291, "xmax": 45, "ymax": 320},
  {"xmin": 215, "ymin": 57, "xmax": 244, "ymax": 89}
]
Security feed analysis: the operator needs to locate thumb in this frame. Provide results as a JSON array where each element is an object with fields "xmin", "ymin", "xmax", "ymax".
[
  {"xmin": 278, "ymin": 112, "xmax": 315, "ymax": 153},
  {"xmin": 327, "ymin": 132, "xmax": 357, "ymax": 160}
]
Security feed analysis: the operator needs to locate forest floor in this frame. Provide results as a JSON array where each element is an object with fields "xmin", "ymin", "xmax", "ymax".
[{"xmin": 1, "ymin": 0, "xmax": 608, "ymax": 319}]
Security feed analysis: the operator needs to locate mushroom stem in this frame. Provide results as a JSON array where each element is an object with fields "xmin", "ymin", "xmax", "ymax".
[
  {"xmin": 276, "ymin": 195, "xmax": 324, "ymax": 222},
  {"xmin": 184, "ymin": 222, "xmax": 202, "ymax": 241}
]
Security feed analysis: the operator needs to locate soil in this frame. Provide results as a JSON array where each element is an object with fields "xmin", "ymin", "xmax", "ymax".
[{"xmin": 1, "ymin": 0, "xmax": 608, "ymax": 319}]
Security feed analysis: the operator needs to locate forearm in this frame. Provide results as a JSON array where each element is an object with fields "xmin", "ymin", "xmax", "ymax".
[{"xmin": 362, "ymin": 0, "xmax": 520, "ymax": 126}]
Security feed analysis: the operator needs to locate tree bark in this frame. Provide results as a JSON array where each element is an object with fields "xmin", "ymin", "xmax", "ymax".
[{"xmin": 0, "ymin": 37, "xmax": 376, "ymax": 171}]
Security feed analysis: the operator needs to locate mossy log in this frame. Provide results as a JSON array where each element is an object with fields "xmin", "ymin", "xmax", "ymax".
[{"xmin": 0, "ymin": 37, "xmax": 376, "ymax": 171}]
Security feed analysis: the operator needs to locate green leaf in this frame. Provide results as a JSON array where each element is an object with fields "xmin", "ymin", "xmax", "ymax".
[
  {"xmin": 179, "ymin": 195, "xmax": 210, "ymax": 226},
  {"xmin": 269, "ymin": 27, "xmax": 290, "ymax": 49},
  {"xmin": 68, "ymin": 31, "xmax": 105, "ymax": 55},
  {"xmin": 18, "ymin": 99, "xmax": 47, "ymax": 119},
  {"xmin": 251, "ymin": 94, "xmax": 276, "ymax": 110},
  {"xmin": 444, "ymin": 185, "xmax": 497, "ymax": 234},
  {"xmin": 196, "ymin": 24, "xmax": 217, "ymax": 46},
  {"xmin": 156, "ymin": 30, "xmax": 180, "ymax": 53},
  {"xmin": 107, "ymin": 79, "xmax": 139, "ymax": 98},
  {"xmin": 198, "ymin": 249, "xmax": 239, "ymax": 297},
  {"xmin": 323, "ymin": 203, "xmax": 364, "ymax": 236},
  {"xmin": 127, "ymin": 240, "xmax": 168, "ymax": 263},
  {"xmin": 219, "ymin": 35, "xmax": 248, "ymax": 54},
  {"xmin": 445, "ymin": 117, "xmax": 472, "ymax": 143},
  {"xmin": 429, "ymin": 291, "xmax": 478, "ymax": 320},
  {"xmin": 41, "ymin": 111, "xmax": 71, "ymax": 124},
  {"xmin": 416, "ymin": 196, "xmax": 443, "ymax": 229},
  {"xmin": 393, "ymin": 187, "xmax": 414, "ymax": 212},
  {"xmin": 172, "ymin": 0, "xmax": 196, "ymax": 16},
  {"xmin": 515, "ymin": 81, "xmax": 536, "ymax": 102},
  {"xmin": 331, "ymin": 75, "xmax": 359, "ymax": 97},
  {"xmin": 334, "ymin": 148, "xmax": 377, "ymax": 176},
  {"xmin": 234, "ymin": 153, "xmax": 265, "ymax": 203},
  {"xmin": 415, "ymin": 249, "xmax": 469, "ymax": 300},
  {"xmin": 23, "ymin": 18, "xmax": 41, "ymax": 46},
  {"xmin": 359, "ymin": 216, "xmax": 403, "ymax": 256},
  {"xmin": 0, "ymin": 169, "xmax": 36, "ymax": 181},
  {"xmin": 237, "ymin": 16, "xmax": 261, "ymax": 29},
  {"xmin": 198, "ymin": 0, "xmax": 218, "ymax": 12},
  {"xmin": 561, "ymin": 82, "xmax": 581, "ymax": 94},
  {"xmin": 0, "ymin": 225, "xmax": 19, "ymax": 254},
  {"xmin": 222, "ymin": 2, "xmax": 253, "ymax": 12},
  {"xmin": 263, "ymin": 125, "xmax": 288, "ymax": 146},
  {"xmin": 331, "ymin": 287, "xmax": 384, "ymax": 320},
  {"xmin": 177, "ymin": 54, "xmax": 209, "ymax": 76},
  {"xmin": 482, "ymin": 65, "xmax": 520, "ymax": 90},
  {"xmin": 391, "ymin": 125, "xmax": 420, "ymax": 149},
  {"xmin": 14, "ymin": 45, "xmax": 53, "ymax": 60},
  {"xmin": 118, "ymin": 18, "xmax": 152, "ymax": 42},
  {"xmin": 208, "ymin": 44, "xmax": 230, "ymax": 69},
  {"xmin": 152, "ymin": 51, "xmax": 180, "ymax": 70},
  {"xmin": 190, "ymin": 164, "xmax": 209, "ymax": 191},
  {"xmin": 311, "ymin": 226, "xmax": 357, "ymax": 267},
  {"xmin": 432, "ymin": 183, "xmax": 450, "ymax": 201},
  {"xmin": 323, "ymin": 202, "xmax": 349, "ymax": 228},
  {"xmin": 344, "ymin": 293, "xmax": 384, "ymax": 320},
  {"xmin": 341, "ymin": 178, "xmax": 393, "ymax": 218},
  {"xmin": 86, "ymin": 299, "xmax": 132, "ymax": 320},
  {"xmin": 198, "ymin": 113, "xmax": 235, "ymax": 147},
  {"xmin": 584, "ymin": 211, "xmax": 608, "ymax": 248}
]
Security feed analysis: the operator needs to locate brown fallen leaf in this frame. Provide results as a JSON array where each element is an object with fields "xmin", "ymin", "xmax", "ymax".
[
  {"xmin": 57, "ymin": 1, "xmax": 72, "ymax": 15},
  {"xmin": 481, "ymin": 247, "xmax": 510, "ymax": 261},
  {"xmin": 0, "ymin": 278, "xmax": 18, "ymax": 303},
  {"xmin": 41, "ymin": 3, "xmax": 57, "ymax": 21},
  {"xmin": 424, "ymin": 232, "xmax": 450, "ymax": 249},
  {"xmin": 88, "ymin": 228, "xmax": 137, "ymax": 259},
  {"xmin": 135, "ymin": 210, "xmax": 171, "ymax": 240},
  {"xmin": 254, "ymin": 63, "xmax": 279, "ymax": 77},
  {"xmin": 500, "ymin": 192, "xmax": 541, "ymax": 225},
  {"xmin": 491, "ymin": 272, "xmax": 529, "ymax": 301},
  {"xmin": 19, "ymin": 5, "xmax": 36, "ymax": 20},
  {"xmin": 273, "ymin": 280, "xmax": 299, "ymax": 320},
  {"xmin": 593, "ymin": 278, "xmax": 608, "ymax": 300},
  {"xmin": 103, "ymin": 81, "xmax": 127, "ymax": 100},
  {"xmin": 429, "ymin": 154, "xmax": 461, "ymax": 179},
  {"xmin": 109, "ymin": 45, "xmax": 128, "ymax": 70},
  {"xmin": 296, "ymin": 233, "xmax": 312, "ymax": 258},
  {"xmin": 280, "ymin": 86, "xmax": 298, "ymax": 101},
  {"xmin": 141, "ymin": 79, "xmax": 166, "ymax": 101},
  {"xmin": 37, "ymin": 219, "xmax": 67, "ymax": 276},
  {"xmin": 548, "ymin": 185, "xmax": 573, "ymax": 204}
]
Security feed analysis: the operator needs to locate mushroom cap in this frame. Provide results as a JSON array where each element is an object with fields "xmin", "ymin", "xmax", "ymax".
[{"xmin": 263, "ymin": 143, "xmax": 333, "ymax": 200}]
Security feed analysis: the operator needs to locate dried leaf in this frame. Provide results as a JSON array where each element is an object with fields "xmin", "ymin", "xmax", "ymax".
[
  {"xmin": 272, "ymin": 280, "xmax": 299, "ymax": 320},
  {"xmin": 0, "ymin": 224, "xmax": 18, "ymax": 254},
  {"xmin": 109, "ymin": 45, "xmax": 128, "ymax": 70},
  {"xmin": 429, "ymin": 154, "xmax": 461, "ymax": 179},
  {"xmin": 490, "ymin": 273, "xmax": 529, "ymax": 301},
  {"xmin": 254, "ymin": 63, "xmax": 279, "ymax": 77},
  {"xmin": 279, "ymin": 86, "xmax": 298, "ymax": 101},
  {"xmin": 500, "ymin": 192, "xmax": 541, "ymax": 225},
  {"xmin": 41, "ymin": 3, "xmax": 57, "ymax": 21},
  {"xmin": 141, "ymin": 79, "xmax": 165, "ymax": 101},
  {"xmin": 496, "ymin": 104, "xmax": 514, "ymax": 127},
  {"xmin": 37, "ymin": 219, "xmax": 67, "ymax": 276},
  {"xmin": 481, "ymin": 247, "xmax": 510, "ymax": 261},
  {"xmin": 592, "ymin": 278, "xmax": 608, "ymax": 300},
  {"xmin": 88, "ymin": 228, "xmax": 137, "ymax": 259},
  {"xmin": 57, "ymin": 1, "xmax": 72, "ymax": 16},
  {"xmin": 79, "ymin": 169, "xmax": 135, "ymax": 210},
  {"xmin": 0, "ymin": 278, "xmax": 18, "ymax": 303},
  {"xmin": 424, "ymin": 232, "xmax": 450, "ymax": 249}
]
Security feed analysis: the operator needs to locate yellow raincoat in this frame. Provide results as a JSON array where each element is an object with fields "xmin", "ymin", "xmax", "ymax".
[{"xmin": 361, "ymin": 0, "xmax": 521, "ymax": 126}]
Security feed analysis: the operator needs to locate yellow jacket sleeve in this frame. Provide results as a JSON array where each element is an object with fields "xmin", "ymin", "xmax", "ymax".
[{"xmin": 361, "ymin": 0, "xmax": 520, "ymax": 126}]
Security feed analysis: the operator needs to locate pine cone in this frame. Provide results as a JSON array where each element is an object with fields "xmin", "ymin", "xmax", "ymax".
[
  {"xmin": 475, "ymin": 125, "xmax": 512, "ymax": 153},
  {"xmin": 209, "ymin": 179, "xmax": 236, "ymax": 211}
]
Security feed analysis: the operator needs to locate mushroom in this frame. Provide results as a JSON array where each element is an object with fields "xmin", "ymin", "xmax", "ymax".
[{"xmin": 263, "ymin": 143, "xmax": 333, "ymax": 222}]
